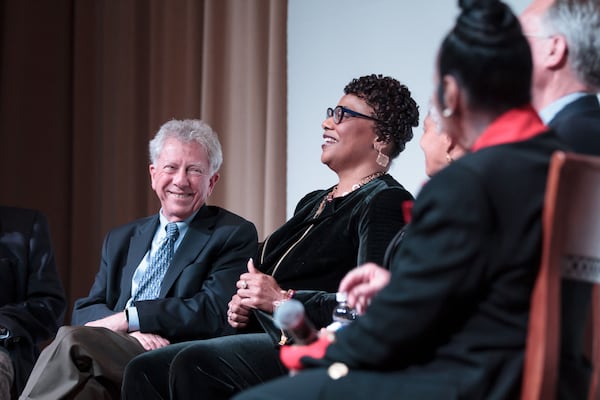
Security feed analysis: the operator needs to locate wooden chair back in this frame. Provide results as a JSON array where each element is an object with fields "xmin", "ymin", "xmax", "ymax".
[{"xmin": 522, "ymin": 151, "xmax": 600, "ymax": 399}]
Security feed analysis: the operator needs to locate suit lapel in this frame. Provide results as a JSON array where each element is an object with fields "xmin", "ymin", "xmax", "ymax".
[
  {"xmin": 119, "ymin": 216, "xmax": 159, "ymax": 302},
  {"xmin": 159, "ymin": 206, "xmax": 216, "ymax": 297}
]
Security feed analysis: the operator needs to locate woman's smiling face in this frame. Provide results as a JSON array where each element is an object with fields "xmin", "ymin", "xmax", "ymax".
[{"xmin": 320, "ymin": 94, "xmax": 380, "ymax": 173}]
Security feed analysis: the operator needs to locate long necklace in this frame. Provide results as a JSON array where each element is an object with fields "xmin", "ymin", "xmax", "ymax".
[{"xmin": 314, "ymin": 171, "xmax": 386, "ymax": 218}]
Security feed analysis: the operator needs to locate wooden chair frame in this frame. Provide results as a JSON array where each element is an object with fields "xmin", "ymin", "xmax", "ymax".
[{"xmin": 522, "ymin": 151, "xmax": 600, "ymax": 399}]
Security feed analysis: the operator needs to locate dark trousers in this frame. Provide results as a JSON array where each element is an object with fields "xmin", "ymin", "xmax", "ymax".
[
  {"xmin": 122, "ymin": 333, "xmax": 287, "ymax": 400},
  {"xmin": 233, "ymin": 368, "xmax": 461, "ymax": 400}
]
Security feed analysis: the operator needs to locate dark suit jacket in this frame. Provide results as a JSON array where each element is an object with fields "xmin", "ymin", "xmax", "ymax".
[
  {"xmin": 550, "ymin": 94, "xmax": 600, "ymax": 155},
  {"xmin": 0, "ymin": 207, "xmax": 66, "ymax": 395},
  {"xmin": 549, "ymin": 93, "xmax": 600, "ymax": 400},
  {"xmin": 72, "ymin": 205, "xmax": 257, "ymax": 342},
  {"xmin": 304, "ymin": 131, "xmax": 569, "ymax": 399}
]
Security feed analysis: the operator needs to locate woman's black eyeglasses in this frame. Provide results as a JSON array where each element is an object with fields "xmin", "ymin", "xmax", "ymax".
[{"xmin": 326, "ymin": 106, "xmax": 382, "ymax": 125}]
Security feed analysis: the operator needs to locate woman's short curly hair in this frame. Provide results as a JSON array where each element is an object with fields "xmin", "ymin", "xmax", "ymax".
[{"xmin": 344, "ymin": 74, "xmax": 419, "ymax": 159}]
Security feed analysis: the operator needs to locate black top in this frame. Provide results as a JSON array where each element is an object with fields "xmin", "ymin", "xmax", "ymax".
[{"xmin": 255, "ymin": 174, "xmax": 413, "ymax": 329}]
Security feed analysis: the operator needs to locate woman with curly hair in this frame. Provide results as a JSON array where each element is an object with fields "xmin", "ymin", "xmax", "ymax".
[{"xmin": 121, "ymin": 74, "xmax": 419, "ymax": 399}]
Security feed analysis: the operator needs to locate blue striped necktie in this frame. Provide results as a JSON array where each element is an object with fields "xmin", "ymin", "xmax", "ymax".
[{"xmin": 133, "ymin": 222, "xmax": 179, "ymax": 301}]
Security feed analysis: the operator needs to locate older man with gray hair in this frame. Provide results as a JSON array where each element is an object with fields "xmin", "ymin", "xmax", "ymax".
[
  {"xmin": 520, "ymin": 0, "xmax": 600, "ymax": 154},
  {"xmin": 520, "ymin": 1, "xmax": 600, "ymax": 398},
  {"xmin": 19, "ymin": 119, "xmax": 258, "ymax": 399}
]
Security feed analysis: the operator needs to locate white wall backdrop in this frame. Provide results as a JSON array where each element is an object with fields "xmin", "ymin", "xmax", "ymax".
[{"xmin": 287, "ymin": 0, "xmax": 530, "ymax": 217}]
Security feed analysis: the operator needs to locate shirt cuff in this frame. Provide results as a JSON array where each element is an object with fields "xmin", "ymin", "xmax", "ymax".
[{"xmin": 126, "ymin": 306, "xmax": 140, "ymax": 331}]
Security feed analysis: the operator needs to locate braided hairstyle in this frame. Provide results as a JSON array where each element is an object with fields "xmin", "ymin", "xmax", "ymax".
[
  {"xmin": 438, "ymin": 0, "xmax": 532, "ymax": 114},
  {"xmin": 344, "ymin": 74, "xmax": 419, "ymax": 159}
]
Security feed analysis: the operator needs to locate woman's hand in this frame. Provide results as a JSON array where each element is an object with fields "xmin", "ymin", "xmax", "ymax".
[{"xmin": 236, "ymin": 259, "xmax": 286, "ymax": 314}]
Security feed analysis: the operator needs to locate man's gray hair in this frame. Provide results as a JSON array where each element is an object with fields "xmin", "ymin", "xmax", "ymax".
[
  {"xmin": 149, "ymin": 119, "xmax": 223, "ymax": 174},
  {"xmin": 542, "ymin": 0, "xmax": 600, "ymax": 90}
]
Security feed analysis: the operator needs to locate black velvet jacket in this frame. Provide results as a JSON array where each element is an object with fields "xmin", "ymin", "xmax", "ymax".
[{"xmin": 253, "ymin": 174, "xmax": 413, "ymax": 334}]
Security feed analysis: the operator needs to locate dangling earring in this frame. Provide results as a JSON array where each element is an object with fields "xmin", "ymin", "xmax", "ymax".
[
  {"xmin": 446, "ymin": 152, "xmax": 454, "ymax": 164},
  {"xmin": 442, "ymin": 108, "xmax": 454, "ymax": 118},
  {"xmin": 376, "ymin": 149, "xmax": 390, "ymax": 168}
]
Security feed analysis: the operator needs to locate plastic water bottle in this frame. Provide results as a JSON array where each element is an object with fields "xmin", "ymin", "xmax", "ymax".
[{"xmin": 329, "ymin": 292, "xmax": 357, "ymax": 331}]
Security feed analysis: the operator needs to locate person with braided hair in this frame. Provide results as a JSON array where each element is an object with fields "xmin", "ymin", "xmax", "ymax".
[{"xmin": 235, "ymin": 0, "xmax": 571, "ymax": 399}]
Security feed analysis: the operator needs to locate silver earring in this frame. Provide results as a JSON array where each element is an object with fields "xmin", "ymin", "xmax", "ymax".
[
  {"xmin": 376, "ymin": 149, "xmax": 390, "ymax": 168},
  {"xmin": 442, "ymin": 108, "xmax": 454, "ymax": 118},
  {"xmin": 446, "ymin": 153, "xmax": 454, "ymax": 164}
]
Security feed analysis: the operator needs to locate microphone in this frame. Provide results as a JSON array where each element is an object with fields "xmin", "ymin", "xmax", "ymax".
[{"xmin": 273, "ymin": 299, "xmax": 318, "ymax": 345}]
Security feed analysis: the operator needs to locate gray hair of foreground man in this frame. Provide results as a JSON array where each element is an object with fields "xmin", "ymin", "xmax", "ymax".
[{"xmin": 149, "ymin": 119, "xmax": 223, "ymax": 174}]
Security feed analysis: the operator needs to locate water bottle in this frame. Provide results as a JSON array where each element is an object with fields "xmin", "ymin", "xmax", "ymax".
[{"xmin": 330, "ymin": 292, "xmax": 357, "ymax": 331}]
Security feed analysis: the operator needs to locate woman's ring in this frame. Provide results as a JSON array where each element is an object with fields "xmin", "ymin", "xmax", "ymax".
[{"xmin": 241, "ymin": 280, "xmax": 248, "ymax": 289}]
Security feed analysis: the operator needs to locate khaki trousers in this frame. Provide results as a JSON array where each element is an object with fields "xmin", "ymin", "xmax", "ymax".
[{"xmin": 19, "ymin": 326, "xmax": 144, "ymax": 400}]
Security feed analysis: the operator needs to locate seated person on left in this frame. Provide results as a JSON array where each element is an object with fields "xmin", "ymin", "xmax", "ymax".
[{"xmin": 0, "ymin": 206, "xmax": 66, "ymax": 399}]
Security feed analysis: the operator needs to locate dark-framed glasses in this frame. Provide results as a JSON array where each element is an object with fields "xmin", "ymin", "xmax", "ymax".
[{"xmin": 326, "ymin": 106, "xmax": 382, "ymax": 125}]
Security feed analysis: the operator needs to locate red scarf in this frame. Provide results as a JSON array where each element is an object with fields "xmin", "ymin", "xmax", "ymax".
[{"xmin": 471, "ymin": 105, "xmax": 547, "ymax": 152}]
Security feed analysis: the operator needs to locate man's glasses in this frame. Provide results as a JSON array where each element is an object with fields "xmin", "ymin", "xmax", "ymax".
[
  {"xmin": 326, "ymin": 106, "xmax": 382, "ymax": 125},
  {"xmin": 523, "ymin": 32, "xmax": 555, "ymax": 40}
]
